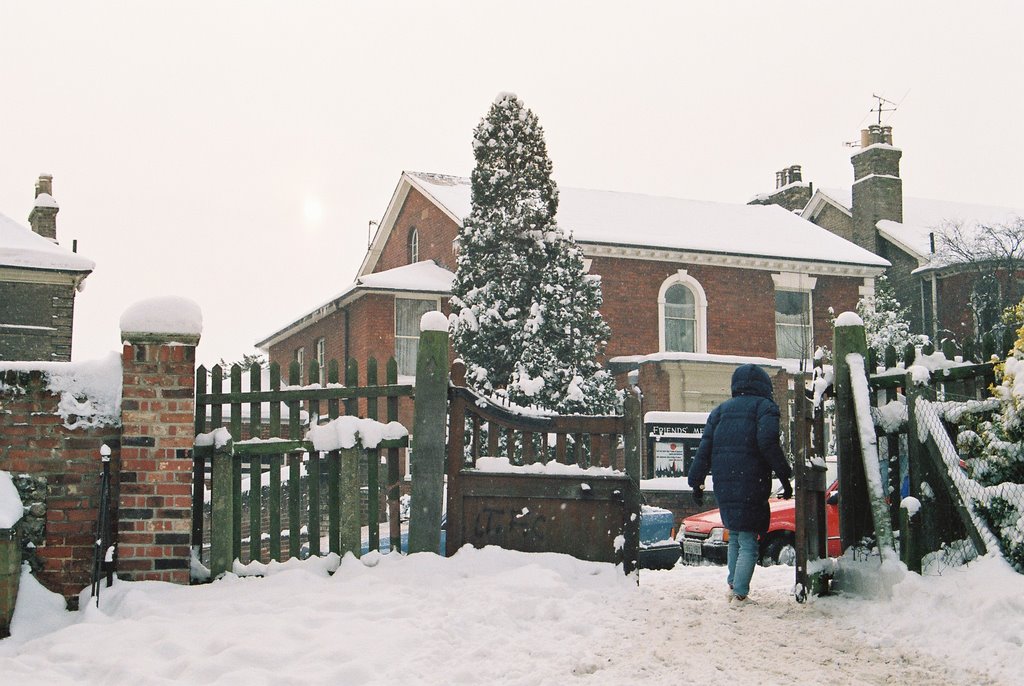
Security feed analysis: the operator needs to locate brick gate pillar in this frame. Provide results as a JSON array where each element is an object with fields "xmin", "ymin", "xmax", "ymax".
[{"xmin": 117, "ymin": 298, "xmax": 202, "ymax": 583}]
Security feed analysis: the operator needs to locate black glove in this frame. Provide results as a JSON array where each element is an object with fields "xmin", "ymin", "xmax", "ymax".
[
  {"xmin": 779, "ymin": 479, "xmax": 793, "ymax": 500},
  {"xmin": 692, "ymin": 486, "xmax": 705, "ymax": 506}
]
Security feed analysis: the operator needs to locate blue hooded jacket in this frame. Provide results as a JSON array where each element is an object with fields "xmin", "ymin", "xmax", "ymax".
[{"xmin": 687, "ymin": 364, "xmax": 792, "ymax": 533}]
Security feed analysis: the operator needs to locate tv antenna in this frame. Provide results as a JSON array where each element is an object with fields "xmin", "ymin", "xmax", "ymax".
[
  {"xmin": 871, "ymin": 93, "xmax": 898, "ymax": 125},
  {"xmin": 843, "ymin": 93, "xmax": 900, "ymax": 147}
]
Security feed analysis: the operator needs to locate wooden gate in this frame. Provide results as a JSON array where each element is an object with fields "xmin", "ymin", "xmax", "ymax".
[
  {"xmin": 444, "ymin": 362, "xmax": 643, "ymax": 573},
  {"xmin": 192, "ymin": 357, "xmax": 411, "ymax": 577}
]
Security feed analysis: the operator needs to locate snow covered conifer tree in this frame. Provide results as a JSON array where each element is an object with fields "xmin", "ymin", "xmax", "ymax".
[{"xmin": 450, "ymin": 93, "xmax": 617, "ymax": 414}]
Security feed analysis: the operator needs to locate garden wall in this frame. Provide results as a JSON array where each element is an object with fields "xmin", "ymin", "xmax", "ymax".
[{"xmin": 0, "ymin": 299, "xmax": 201, "ymax": 607}]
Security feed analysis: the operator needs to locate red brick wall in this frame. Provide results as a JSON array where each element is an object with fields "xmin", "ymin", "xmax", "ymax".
[
  {"xmin": 0, "ymin": 370, "xmax": 120, "ymax": 604},
  {"xmin": 117, "ymin": 339, "xmax": 196, "ymax": 584},
  {"xmin": 376, "ymin": 188, "xmax": 460, "ymax": 273},
  {"xmin": 268, "ymin": 310, "xmax": 348, "ymax": 386},
  {"xmin": 592, "ymin": 257, "xmax": 864, "ymax": 361}
]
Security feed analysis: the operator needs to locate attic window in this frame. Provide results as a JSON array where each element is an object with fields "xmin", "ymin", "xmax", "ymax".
[{"xmin": 408, "ymin": 227, "xmax": 419, "ymax": 264}]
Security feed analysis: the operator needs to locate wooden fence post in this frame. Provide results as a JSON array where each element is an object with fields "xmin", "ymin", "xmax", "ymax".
[
  {"xmin": 408, "ymin": 317, "xmax": 449, "ymax": 554},
  {"xmin": 622, "ymin": 379, "xmax": 642, "ymax": 577},
  {"xmin": 833, "ymin": 314, "xmax": 873, "ymax": 552},
  {"xmin": 902, "ymin": 372, "xmax": 928, "ymax": 572}
]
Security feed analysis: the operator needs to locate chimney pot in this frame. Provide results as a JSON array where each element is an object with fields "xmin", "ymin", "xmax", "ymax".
[
  {"xmin": 35, "ymin": 173, "xmax": 53, "ymax": 198},
  {"xmin": 860, "ymin": 129, "xmax": 871, "ymax": 148},
  {"xmin": 790, "ymin": 165, "xmax": 802, "ymax": 183},
  {"xmin": 776, "ymin": 170, "xmax": 784, "ymax": 189}
]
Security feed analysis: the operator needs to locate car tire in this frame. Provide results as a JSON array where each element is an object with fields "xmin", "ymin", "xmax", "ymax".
[{"xmin": 760, "ymin": 534, "xmax": 796, "ymax": 567}]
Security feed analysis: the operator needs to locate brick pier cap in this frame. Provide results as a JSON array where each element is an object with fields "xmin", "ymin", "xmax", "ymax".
[{"xmin": 120, "ymin": 296, "xmax": 203, "ymax": 345}]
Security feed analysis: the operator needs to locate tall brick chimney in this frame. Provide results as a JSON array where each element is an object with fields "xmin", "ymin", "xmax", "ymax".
[
  {"xmin": 28, "ymin": 174, "xmax": 59, "ymax": 242},
  {"xmin": 850, "ymin": 125, "xmax": 902, "ymax": 253}
]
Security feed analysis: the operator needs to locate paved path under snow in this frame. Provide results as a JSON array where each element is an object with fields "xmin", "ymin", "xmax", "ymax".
[
  {"xmin": 591, "ymin": 565, "xmax": 1004, "ymax": 686},
  {"xmin": 0, "ymin": 549, "xmax": 1012, "ymax": 686}
]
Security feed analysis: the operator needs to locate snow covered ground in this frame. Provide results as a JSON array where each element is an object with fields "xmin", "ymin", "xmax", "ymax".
[{"xmin": 1, "ymin": 547, "xmax": 1020, "ymax": 685}]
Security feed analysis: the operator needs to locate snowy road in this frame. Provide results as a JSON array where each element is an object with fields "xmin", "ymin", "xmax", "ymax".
[{"xmin": 1, "ymin": 547, "xmax": 1017, "ymax": 685}]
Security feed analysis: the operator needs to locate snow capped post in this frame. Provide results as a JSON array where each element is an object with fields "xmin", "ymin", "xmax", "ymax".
[
  {"xmin": 117, "ymin": 297, "xmax": 202, "ymax": 584},
  {"xmin": 832, "ymin": 312, "xmax": 876, "ymax": 555},
  {"xmin": 407, "ymin": 311, "xmax": 449, "ymax": 554}
]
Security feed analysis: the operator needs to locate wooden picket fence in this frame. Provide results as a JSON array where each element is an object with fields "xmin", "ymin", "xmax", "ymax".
[
  {"xmin": 834, "ymin": 328, "xmax": 1003, "ymax": 572},
  {"xmin": 793, "ymin": 329, "xmax": 1010, "ymax": 598},
  {"xmin": 192, "ymin": 357, "xmax": 411, "ymax": 577}
]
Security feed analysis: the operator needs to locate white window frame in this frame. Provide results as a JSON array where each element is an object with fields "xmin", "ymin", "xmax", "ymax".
[
  {"xmin": 315, "ymin": 337, "xmax": 326, "ymax": 385},
  {"xmin": 408, "ymin": 227, "xmax": 419, "ymax": 264},
  {"xmin": 772, "ymin": 272, "xmax": 817, "ymax": 361},
  {"xmin": 294, "ymin": 346, "xmax": 305, "ymax": 384},
  {"xmin": 658, "ymin": 270, "xmax": 708, "ymax": 353},
  {"xmin": 395, "ymin": 296, "xmax": 441, "ymax": 376}
]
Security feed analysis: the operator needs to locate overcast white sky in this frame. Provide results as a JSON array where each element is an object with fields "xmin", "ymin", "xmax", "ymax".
[{"xmin": 2, "ymin": 2, "xmax": 1022, "ymax": 365}]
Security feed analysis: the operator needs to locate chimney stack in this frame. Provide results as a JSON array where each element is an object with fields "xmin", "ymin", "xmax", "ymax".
[
  {"xmin": 28, "ymin": 173, "xmax": 59, "ymax": 242},
  {"xmin": 850, "ymin": 126, "xmax": 902, "ymax": 253}
]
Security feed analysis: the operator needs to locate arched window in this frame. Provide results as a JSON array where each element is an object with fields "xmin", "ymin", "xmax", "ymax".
[
  {"xmin": 408, "ymin": 227, "xmax": 419, "ymax": 264},
  {"xmin": 659, "ymin": 271, "xmax": 708, "ymax": 353},
  {"xmin": 665, "ymin": 285, "xmax": 696, "ymax": 352}
]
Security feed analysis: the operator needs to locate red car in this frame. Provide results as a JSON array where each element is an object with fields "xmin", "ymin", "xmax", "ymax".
[{"xmin": 678, "ymin": 476, "xmax": 840, "ymax": 566}]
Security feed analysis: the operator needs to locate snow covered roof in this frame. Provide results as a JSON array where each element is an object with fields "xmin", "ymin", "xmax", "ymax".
[
  {"xmin": 256, "ymin": 260, "xmax": 453, "ymax": 350},
  {"xmin": 405, "ymin": 172, "xmax": 888, "ymax": 269},
  {"xmin": 0, "ymin": 210, "xmax": 94, "ymax": 272},
  {"xmin": 357, "ymin": 260, "xmax": 454, "ymax": 292},
  {"xmin": 806, "ymin": 188, "xmax": 1024, "ymax": 266}
]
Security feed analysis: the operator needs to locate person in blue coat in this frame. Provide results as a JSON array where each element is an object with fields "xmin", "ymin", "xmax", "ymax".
[{"xmin": 687, "ymin": 364, "xmax": 793, "ymax": 603}]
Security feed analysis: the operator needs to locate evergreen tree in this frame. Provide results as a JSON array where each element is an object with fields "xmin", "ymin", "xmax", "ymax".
[{"xmin": 450, "ymin": 93, "xmax": 617, "ymax": 414}]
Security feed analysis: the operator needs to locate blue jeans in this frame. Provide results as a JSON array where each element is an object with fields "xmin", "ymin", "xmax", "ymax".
[{"xmin": 726, "ymin": 530, "xmax": 759, "ymax": 597}]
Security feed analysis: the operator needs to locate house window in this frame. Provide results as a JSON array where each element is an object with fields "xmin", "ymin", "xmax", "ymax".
[
  {"xmin": 408, "ymin": 227, "xmax": 419, "ymax": 264},
  {"xmin": 658, "ymin": 270, "xmax": 707, "ymax": 353},
  {"xmin": 315, "ymin": 337, "xmax": 326, "ymax": 385},
  {"xmin": 294, "ymin": 346, "xmax": 305, "ymax": 384},
  {"xmin": 396, "ymin": 298, "xmax": 438, "ymax": 376},
  {"xmin": 664, "ymin": 285, "xmax": 696, "ymax": 352},
  {"xmin": 775, "ymin": 291, "xmax": 812, "ymax": 360},
  {"xmin": 772, "ymin": 272, "xmax": 816, "ymax": 362}
]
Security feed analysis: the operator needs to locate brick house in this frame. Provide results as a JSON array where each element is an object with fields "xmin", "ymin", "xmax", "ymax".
[
  {"xmin": 752, "ymin": 125, "xmax": 1024, "ymax": 345},
  {"xmin": 0, "ymin": 175, "xmax": 93, "ymax": 361},
  {"xmin": 259, "ymin": 171, "xmax": 887, "ymax": 436}
]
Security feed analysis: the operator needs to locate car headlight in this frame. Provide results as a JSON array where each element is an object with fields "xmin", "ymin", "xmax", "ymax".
[{"xmin": 709, "ymin": 527, "xmax": 727, "ymax": 544}]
